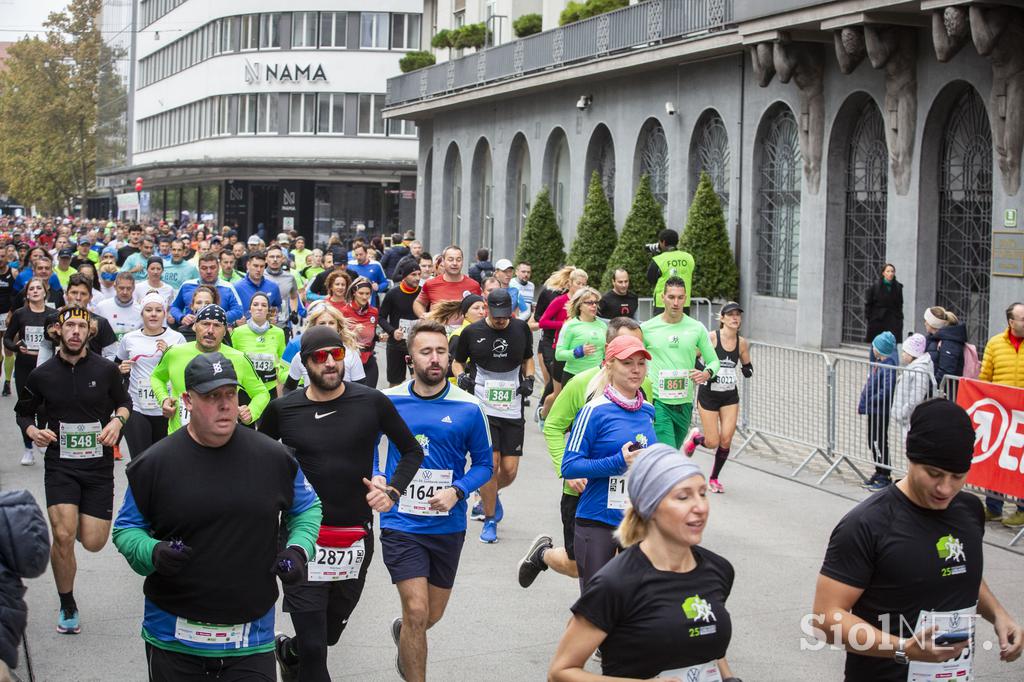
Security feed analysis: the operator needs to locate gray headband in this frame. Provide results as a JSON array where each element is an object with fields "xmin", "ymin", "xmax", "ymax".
[{"xmin": 628, "ymin": 443, "xmax": 705, "ymax": 519}]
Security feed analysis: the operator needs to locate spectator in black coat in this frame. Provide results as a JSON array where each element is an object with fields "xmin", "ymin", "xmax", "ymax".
[
  {"xmin": 467, "ymin": 248, "xmax": 495, "ymax": 284},
  {"xmin": 864, "ymin": 263, "xmax": 904, "ymax": 342},
  {"xmin": 0, "ymin": 490, "xmax": 50, "ymax": 676},
  {"xmin": 923, "ymin": 306, "xmax": 967, "ymax": 383}
]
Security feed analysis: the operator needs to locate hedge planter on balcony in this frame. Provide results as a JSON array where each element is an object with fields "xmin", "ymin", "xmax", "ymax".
[{"xmin": 399, "ymin": 51, "xmax": 436, "ymax": 73}]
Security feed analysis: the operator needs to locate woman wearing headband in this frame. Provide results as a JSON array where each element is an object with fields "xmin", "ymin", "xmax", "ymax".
[
  {"xmin": 560, "ymin": 335, "xmax": 657, "ymax": 590},
  {"xmin": 230, "ymin": 291, "xmax": 287, "ymax": 397},
  {"xmin": 339, "ymin": 277, "xmax": 383, "ymax": 388},
  {"xmin": 115, "ymin": 292, "xmax": 185, "ymax": 458},
  {"xmin": 550, "ymin": 444, "xmax": 739, "ymax": 682}
]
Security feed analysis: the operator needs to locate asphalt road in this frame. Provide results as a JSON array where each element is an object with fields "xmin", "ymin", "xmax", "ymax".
[{"xmin": 2, "ymin": 387, "xmax": 1023, "ymax": 681}]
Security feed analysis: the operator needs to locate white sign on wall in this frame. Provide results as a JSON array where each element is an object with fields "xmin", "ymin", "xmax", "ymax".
[{"xmin": 244, "ymin": 60, "xmax": 328, "ymax": 84}]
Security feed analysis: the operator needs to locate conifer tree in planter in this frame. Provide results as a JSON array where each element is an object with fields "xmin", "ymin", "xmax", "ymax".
[
  {"xmin": 680, "ymin": 172, "xmax": 739, "ymax": 301},
  {"xmin": 568, "ymin": 171, "xmax": 617, "ymax": 286},
  {"xmin": 512, "ymin": 13, "xmax": 542, "ymax": 38},
  {"xmin": 601, "ymin": 174, "xmax": 663, "ymax": 296},
  {"xmin": 514, "ymin": 186, "xmax": 566, "ymax": 287}
]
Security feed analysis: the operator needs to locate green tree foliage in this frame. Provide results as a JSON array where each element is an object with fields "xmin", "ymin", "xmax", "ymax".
[
  {"xmin": 452, "ymin": 23, "xmax": 488, "ymax": 50},
  {"xmin": 512, "ymin": 13, "xmax": 543, "ymax": 38},
  {"xmin": 568, "ymin": 171, "xmax": 617, "ymax": 286},
  {"xmin": 399, "ymin": 50, "xmax": 436, "ymax": 73},
  {"xmin": 514, "ymin": 186, "xmax": 566, "ymax": 287},
  {"xmin": 0, "ymin": 0, "xmax": 110, "ymax": 213},
  {"xmin": 560, "ymin": 0, "xmax": 629, "ymax": 26},
  {"xmin": 431, "ymin": 29, "xmax": 453, "ymax": 50},
  {"xmin": 602, "ymin": 175, "xmax": 663, "ymax": 295},
  {"xmin": 680, "ymin": 172, "xmax": 739, "ymax": 300}
]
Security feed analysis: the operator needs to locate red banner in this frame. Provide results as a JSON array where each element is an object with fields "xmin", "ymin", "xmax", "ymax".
[{"xmin": 956, "ymin": 378, "xmax": 1024, "ymax": 498}]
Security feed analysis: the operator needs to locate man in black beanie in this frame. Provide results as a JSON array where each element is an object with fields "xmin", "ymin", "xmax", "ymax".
[{"xmin": 811, "ymin": 398, "xmax": 1023, "ymax": 680}]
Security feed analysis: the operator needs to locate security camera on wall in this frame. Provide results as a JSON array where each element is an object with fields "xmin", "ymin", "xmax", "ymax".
[
  {"xmin": 665, "ymin": 101, "xmax": 677, "ymax": 116},
  {"xmin": 576, "ymin": 95, "xmax": 592, "ymax": 111}
]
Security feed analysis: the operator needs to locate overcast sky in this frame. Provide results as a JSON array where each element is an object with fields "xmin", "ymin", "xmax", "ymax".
[{"xmin": 1, "ymin": 0, "xmax": 70, "ymax": 39}]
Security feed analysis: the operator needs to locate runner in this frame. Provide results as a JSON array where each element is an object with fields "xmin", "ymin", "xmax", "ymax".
[
  {"xmin": 230, "ymin": 292, "xmax": 287, "ymax": 397},
  {"xmin": 537, "ymin": 268, "xmax": 589, "ymax": 422},
  {"xmin": 4, "ymin": 278, "xmax": 52, "ymax": 465},
  {"xmin": 507, "ymin": 261, "xmax": 534, "ymax": 320},
  {"xmin": 339, "ymin": 277, "xmax": 384, "ymax": 388},
  {"xmin": 519, "ymin": 317, "xmax": 648, "ymax": 588},
  {"xmin": 258, "ymin": 326, "xmax": 424, "ymax": 682},
  {"xmin": 596, "ymin": 268, "xmax": 638, "ymax": 321},
  {"xmin": 323, "ymin": 268, "xmax": 352, "ymax": 312},
  {"xmin": 442, "ymin": 295, "xmax": 487, "ymax": 369},
  {"xmin": 379, "ymin": 320, "xmax": 493, "ymax": 682},
  {"xmin": 0, "ymin": 254, "xmax": 16, "ymax": 397},
  {"xmin": 169, "ymin": 252, "xmax": 244, "ymax": 325},
  {"xmin": 549, "ymin": 444, "xmax": 738, "ymax": 681},
  {"xmin": 812, "ymin": 398, "xmax": 1023, "ymax": 680},
  {"xmin": 93, "ymin": 272, "xmax": 141, "ymax": 341},
  {"xmin": 412, "ymin": 245, "xmax": 481, "ymax": 318},
  {"xmin": 131, "ymin": 257, "xmax": 174, "ymax": 309},
  {"xmin": 281, "ymin": 303, "xmax": 365, "ymax": 391},
  {"xmin": 452, "ymin": 289, "xmax": 534, "ymax": 543},
  {"xmin": 264, "ymin": 244, "xmax": 302, "ymax": 334},
  {"xmin": 115, "ymin": 292, "xmax": 186, "ymax": 459},
  {"xmin": 112, "ymin": 352, "xmax": 322, "ymax": 680},
  {"xmin": 554, "ymin": 286, "xmax": 606, "ymax": 386},
  {"xmin": 378, "ymin": 258, "xmax": 422, "ymax": 387},
  {"xmin": 641, "ymin": 277, "xmax": 718, "ymax": 448},
  {"xmin": 560, "ymin": 335, "xmax": 656, "ymax": 589},
  {"xmin": 531, "ymin": 266, "xmax": 573, "ymax": 423},
  {"xmin": 15, "ymin": 306, "xmax": 131, "ymax": 634},
  {"xmin": 232, "ymin": 250, "xmax": 283, "ymax": 319},
  {"xmin": 150, "ymin": 304, "xmax": 270, "ymax": 434},
  {"xmin": 172, "ymin": 284, "xmax": 217, "ymax": 343},
  {"xmin": 347, "ymin": 243, "xmax": 389, "ymax": 308},
  {"xmin": 686, "ymin": 302, "xmax": 752, "ymax": 493},
  {"xmin": 62, "ymin": 274, "xmax": 119, "ymax": 360}
]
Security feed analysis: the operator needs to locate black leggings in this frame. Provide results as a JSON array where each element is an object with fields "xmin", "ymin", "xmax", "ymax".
[
  {"xmin": 123, "ymin": 410, "xmax": 168, "ymax": 460},
  {"xmin": 360, "ymin": 355, "xmax": 379, "ymax": 389},
  {"xmin": 14, "ymin": 356, "xmax": 35, "ymax": 448}
]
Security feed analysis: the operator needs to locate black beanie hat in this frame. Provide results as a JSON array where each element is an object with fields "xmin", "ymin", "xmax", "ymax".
[{"xmin": 906, "ymin": 398, "xmax": 976, "ymax": 474}]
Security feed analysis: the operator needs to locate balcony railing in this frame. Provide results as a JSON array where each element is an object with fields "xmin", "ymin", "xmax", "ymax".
[{"xmin": 386, "ymin": 0, "xmax": 734, "ymax": 108}]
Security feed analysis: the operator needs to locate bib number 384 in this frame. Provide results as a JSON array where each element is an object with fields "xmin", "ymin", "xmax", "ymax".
[
  {"xmin": 59, "ymin": 422, "xmax": 103, "ymax": 459},
  {"xmin": 484, "ymin": 380, "xmax": 516, "ymax": 411},
  {"xmin": 399, "ymin": 469, "xmax": 454, "ymax": 516},
  {"xmin": 307, "ymin": 539, "xmax": 366, "ymax": 582}
]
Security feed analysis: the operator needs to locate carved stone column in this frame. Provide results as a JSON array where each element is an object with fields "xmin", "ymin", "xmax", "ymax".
[
  {"xmin": 774, "ymin": 40, "xmax": 825, "ymax": 194},
  {"xmin": 864, "ymin": 25, "xmax": 918, "ymax": 195}
]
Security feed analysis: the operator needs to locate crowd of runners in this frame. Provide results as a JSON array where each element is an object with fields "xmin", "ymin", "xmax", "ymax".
[{"xmin": 0, "ymin": 214, "xmax": 1020, "ymax": 681}]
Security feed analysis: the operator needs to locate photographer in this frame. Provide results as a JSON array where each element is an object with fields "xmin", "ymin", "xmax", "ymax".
[{"xmin": 645, "ymin": 229, "xmax": 694, "ymax": 315}]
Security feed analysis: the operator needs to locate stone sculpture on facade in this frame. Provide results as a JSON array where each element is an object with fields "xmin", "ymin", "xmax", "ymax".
[{"xmin": 864, "ymin": 25, "xmax": 918, "ymax": 195}]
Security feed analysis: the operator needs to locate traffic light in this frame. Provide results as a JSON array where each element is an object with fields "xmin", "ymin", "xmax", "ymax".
[{"xmin": 134, "ymin": 177, "xmax": 144, "ymax": 192}]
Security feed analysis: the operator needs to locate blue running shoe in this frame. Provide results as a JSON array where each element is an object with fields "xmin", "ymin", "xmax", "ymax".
[
  {"xmin": 480, "ymin": 519, "xmax": 498, "ymax": 543},
  {"xmin": 495, "ymin": 496, "xmax": 504, "ymax": 523},
  {"xmin": 57, "ymin": 607, "xmax": 80, "ymax": 634},
  {"xmin": 866, "ymin": 477, "xmax": 891, "ymax": 492},
  {"xmin": 471, "ymin": 501, "xmax": 485, "ymax": 521}
]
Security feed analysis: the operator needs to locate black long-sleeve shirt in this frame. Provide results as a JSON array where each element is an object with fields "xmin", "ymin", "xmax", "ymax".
[
  {"xmin": 258, "ymin": 381, "xmax": 424, "ymax": 527},
  {"xmin": 378, "ymin": 285, "xmax": 420, "ymax": 348},
  {"xmin": 14, "ymin": 350, "xmax": 131, "ymax": 469}
]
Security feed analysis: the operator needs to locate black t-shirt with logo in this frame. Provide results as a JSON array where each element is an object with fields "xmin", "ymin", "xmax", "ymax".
[
  {"xmin": 572, "ymin": 544, "xmax": 734, "ymax": 678},
  {"xmin": 820, "ymin": 484, "xmax": 984, "ymax": 681},
  {"xmin": 453, "ymin": 318, "xmax": 533, "ymax": 375},
  {"xmin": 597, "ymin": 290, "xmax": 639, "ymax": 320}
]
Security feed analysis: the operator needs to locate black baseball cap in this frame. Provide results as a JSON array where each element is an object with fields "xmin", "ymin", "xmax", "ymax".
[
  {"xmin": 486, "ymin": 289, "xmax": 513, "ymax": 318},
  {"xmin": 185, "ymin": 352, "xmax": 238, "ymax": 394},
  {"xmin": 720, "ymin": 301, "xmax": 743, "ymax": 315},
  {"xmin": 58, "ymin": 247, "xmax": 74, "ymax": 259}
]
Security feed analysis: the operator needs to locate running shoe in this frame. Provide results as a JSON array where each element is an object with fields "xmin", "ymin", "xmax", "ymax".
[
  {"xmin": 480, "ymin": 519, "xmax": 498, "ymax": 543},
  {"xmin": 866, "ymin": 477, "xmax": 891, "ymax": 492},
  {"xmin": 533, "ymin": 405, "xmax": 542, "ymax": 423},
  {"xmin": 471, "ymin": 500, "xmax": 485, "ymax": 521},
  {"xmin": 113, "ymin": 444, "xmax": 123, "ymax": 461},
  {"xmin": 56, "ymin": 607, "xmax": 80, "ymax": 634},
  {"xmin": 495, "ymin": 495, "xmax": 504, "ymax": 524},
  {"xmin": 984, "ymin": 508, "xmax": 1003, "ymax": 523},
  {"xmin": 20, "ymin": 448, "xmax": 34, "ymax": 466},
  {"xmin": 708, "ymin": 479, "xmax": 724, "ymax": 494},
  {"xmin": 1002, "ymin": 511, "xmax": 1024, "ymax": 529},
  {"xmin": 682, "ymin": 428, "xmax": 702, "ymax": 456},
  {"xmin": 2, "ymin": 380, "xmax": 10, "ymax": 396},
  {"xmin": 859, "ymin": 474, "xmax": 880, "ymax": 489},
  {"xmin": 391, "ymin": 617, "xmax": 406, "ymax": 681},
  {"xmin": 517, "ymin": 534, "xmax": 552, "ymax": 588},
  {"xmin": 274, "ymin": 634, "xmax": 299, "ymax": 682}
]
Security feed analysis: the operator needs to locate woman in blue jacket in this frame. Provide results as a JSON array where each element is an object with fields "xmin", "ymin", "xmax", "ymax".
[
  {"xmin": 561, "ymin": 335, "xmax": 657, "ymax": 590},
  {"xmin": 923, "ymin": 306, "xmax": 967, "ymax": 383},
  {"xmin": 858, "ymin": 331, "xmax": 898, "ymax": 491}
]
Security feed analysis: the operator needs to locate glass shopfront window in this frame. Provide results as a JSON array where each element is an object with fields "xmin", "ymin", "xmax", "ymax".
[{"xmin": 312, "ymin": 182, "xmax": 399, "ymax": 247}]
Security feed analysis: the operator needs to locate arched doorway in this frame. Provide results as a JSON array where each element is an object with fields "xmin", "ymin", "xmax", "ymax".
[
  {"xmin": 584, "ymin": 124, "xmax": 615, "ymax": 213},
  {"xmin": 935, "ymin": 88, "xmax": 992, "ymax": 348},
  {"xmin": 755, "ymin": 104, "xmax": 801, "ymax": 299},
  {"xmin": 442, "ymin": 142, "xmax": 462, "ymax": 246},
  {"xmin": 470, "ymin": 138, "xmax": 493, "ymax": 252},
  {"xmin": 841, "ymin": 101, "xmax": 888, "ymax": 343},
  {"xmin": 635, "ymin": 118, "xmax": 669, "ymax": 210},
  {"xmin": 505, "ymin": 133, "xmax": 531, "ymax": 245},
  {"xmin": 543, "ymin": 128, "xmax": 571, "ymax": 229}
]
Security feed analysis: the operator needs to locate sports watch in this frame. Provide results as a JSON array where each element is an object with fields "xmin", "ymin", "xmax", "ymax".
[{"xmin": 894, "ymin": 637, "xmax": 909, "ymax": 665}]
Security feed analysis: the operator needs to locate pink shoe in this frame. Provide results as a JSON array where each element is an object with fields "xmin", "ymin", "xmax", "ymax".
[
  {"xmin": 682, "ymin": 428, "xmax": 702, "ymax": 456},
  {"xmin": 708, "ymin": 478, "xmax": 724, "ymax": 494}
]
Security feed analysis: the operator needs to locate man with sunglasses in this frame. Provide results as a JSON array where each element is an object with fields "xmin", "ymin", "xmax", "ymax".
[{"xmin": 259, "ymin": 326, "xmax": 424, "ymax": 682}]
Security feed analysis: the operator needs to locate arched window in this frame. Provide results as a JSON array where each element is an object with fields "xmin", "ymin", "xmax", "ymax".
[
  {"xmin": 471, "ymin": 139, "xmax": 493, "ymax": 252},
  {"xmin": 842, "ymin": 102, "xmax": 888, "ymax": 343},
  {"xmin": 442, "ymin": 144, "xmax": 462, "ymax": 245},
  {"xmin": 506, "ymin": 135, "xmax": 531, "ymax": 244},
  {"xmin": 692, "ymin": 110, "xmax": 730, "ymax": 216},
  {"xmin": 585, "ymin": 125, "xmax": 615, "ymax": 213},
  {"xmin": 936, "ymin": 88, "xmax": 992, "ymax": 348},
  {"xmin": 638, "ymin": 121, "xmax": 669, "ymax": 209},
  {"xmin": 552, "ymin": 136, "xmax": 570, "ymax": 229},
  {"xmin": 755, "ymin": 106, "xmax": 801, "ymax": 299}
]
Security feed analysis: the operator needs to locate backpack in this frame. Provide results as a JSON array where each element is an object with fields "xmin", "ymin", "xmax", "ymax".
[{"xmin": 961, "ymin": 343, "xmax": 981, "ymax": 379}]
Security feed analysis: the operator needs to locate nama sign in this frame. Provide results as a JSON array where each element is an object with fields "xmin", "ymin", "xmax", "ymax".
[{"xmin": 244, "ymin": 60, "xmax": 327, "ymax": 84}]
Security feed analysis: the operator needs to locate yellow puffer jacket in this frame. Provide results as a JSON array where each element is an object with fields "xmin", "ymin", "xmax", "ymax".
[{"xmin": 979, "ymin": 330, "xmax": 1024, "ymax": 388}]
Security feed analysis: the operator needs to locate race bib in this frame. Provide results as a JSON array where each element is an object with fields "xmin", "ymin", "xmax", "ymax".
[
  {"xmin": 248, "ymin": 352, "xmax": 277, "ymax": 383},
  {"xmin": 398, "ymin": 318, "xmax": 416, "ymax": 337},
  {"xmin": 399, "ymin": 468, "xmax": 454, "ymax": 517},
  {"xmin": 658, "ymin": 369, "xmax": 691, "ymax": 400},
  {"xmin": 0, "ymin": 315, "xmax": 7, "ymax": 333},
  {"xmin": 307, "ymin": 539, "xmax": 366, "ymax": 582},
  {"xmin": 59, "ymin": 422, "xmax": 103, "ymax": 459},
  {"xmin": 179, "ymin": 400, "xmax": 191, "ymax": 426},
  {"xmin": 484, "ymin": 380, "xmax": 516, "ymax": 411},
  {"xmin": 710, "ymin": 366, "xmax": 737, "ymax": 392},
  {"xmin": 660, "ymin": 661, "xmax": 722, "ymax": 682},
  {"xmin": 908, "ymin": 605, "xmax": 975, "ymax": 681},
  {"xmin": 23, "ymin": 325, "xmax": 44, "ymax": 350},
  {"xmin": 174, "ymin": 618, "xmax": 244, "ymax": 645},
  {"xmin": 136, "ymin": 385, "xmax": 158, "ymax": 410},
  {"xmin": 607, "ymin": 476, "xmax": 629, "ymax": 510}
]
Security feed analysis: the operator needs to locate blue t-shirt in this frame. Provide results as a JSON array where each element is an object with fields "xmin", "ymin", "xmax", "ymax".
[
  {"xmin": 562, "ymin": 395, "xmax": 657, "ymax": 527},
  {"xmin": 377, "ymin": 381, "xmax": 493, "ymax": 535}
]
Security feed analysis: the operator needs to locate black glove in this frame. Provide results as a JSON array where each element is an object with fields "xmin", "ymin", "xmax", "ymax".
[
  {"xmin": 289, "ymin": 311, "xmax": 300, "ymax": 325},
  {"xmin": 152, "ymin": 540, "xmax": 193, "ymax": 576},
  {"xmin": 517, "ymin": 375, "xmax": 535, "ymax": 397},
  {"xmin": 272, "ymin": 546, "xmax": 307, "ymax": 585},
  {"xmin": 456, "ymin": 373, "xmax": 474, "ymax": 392},
  {"xmin": 741, "ymin": 362, "xmax": 753, "ymax": 378}
]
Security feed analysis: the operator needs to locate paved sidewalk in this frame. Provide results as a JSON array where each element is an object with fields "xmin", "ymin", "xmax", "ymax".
[{"xmin": 2, "ymin": 396, "xmax": 1022, "ymax": 681}]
